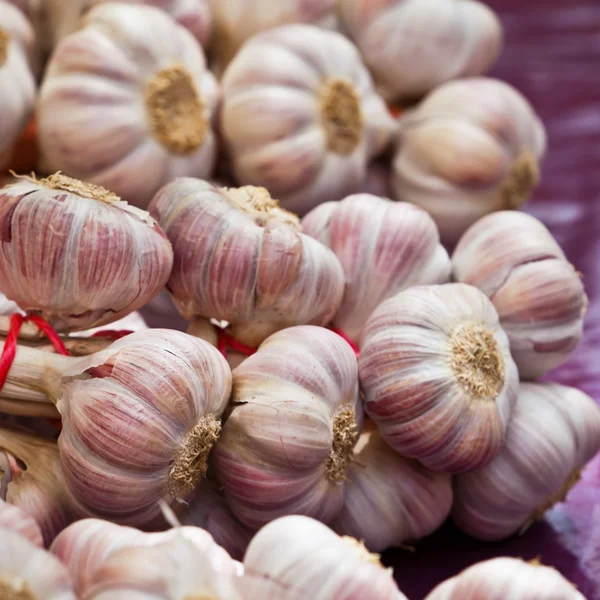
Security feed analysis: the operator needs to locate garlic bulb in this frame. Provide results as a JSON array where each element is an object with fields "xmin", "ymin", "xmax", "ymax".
[
  {"xmin": 452, "ymin": 211, "xmax": 586, "ymax": 379},
  {"xmin": 0, "ymin": 1, "xmax": 36, "ymax": 170},
  {"xmin": 0, "ymin": 174, "xmax": 173, "ymax": 333},
  {"xmin": 244, "ymin": 515, "xmax": 408, "ymax": 599},
  {"xmin": 453, "ymin": 382, "xmax": 600, "ymax": 541},
  {"xmin": 0, "ymin": 329, "xmax": 232, "ymax": 525},
  {"xmin": 331, "ymin": 421, "xmax": 452, "ymax": 552},
  {"xmin": 425, "ymin": 557, "xmax": 585, "ymax": 600},
  {"xmin": 0, "ymin": 498, "xmax": 44, "ymax": 547},
  {"xmin": 214, "ymin": 326, "xmax": 362, "ymax": 529},
  {"xmin": 302, "ymin": 193, "xmax": 451, "ymax": 343},
  {"xmin": 221, "ymin": 24, "xmax": 396, "ymax": 215},
  {"xmin": 0, "ymin": 529, "xmax": 77, "ymax": 600},
  {"xmin": 38, "ymin": 3, "xmax": 219, "ymax": 209},
  {"xmin": 339, "ymin": 0, "xmax": 502, "ymax": 102},
  {"xmin": 150, "ymin": 178, "xmax": 345, "ymax": 347},
  {"xmin": 392, "ymin": 78, "xmax": 547, "ymax": 244},
  {"xmin": 359, "ymin": 283, "xmax": 519, "ymax": 473}
]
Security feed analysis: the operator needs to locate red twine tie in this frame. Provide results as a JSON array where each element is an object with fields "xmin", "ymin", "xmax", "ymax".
[
  {"xmin": 216, "ymin": 329, "xmax": 257, "ymax": 360},
  {"xmin": 91, "ymin": 329, "xmax": 134, "ymax": 340},
  {"xmin": 330, "ymin": 327, "xmax": 360, "ymax": 358}
]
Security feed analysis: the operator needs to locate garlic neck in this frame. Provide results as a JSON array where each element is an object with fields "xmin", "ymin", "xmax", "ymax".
[
  {"xmin": 0, "ymin": 576, "xmax": 37, "ymax": 600},
  {"xmin": 500, "ymin": 151, "xmax": 539, "ymax": 209},
  {"xmin": 0, "ymin": 27, "xmax": 9, "ymax": 67},
  {"xmin": 325, "ymin": 405, "xmax": 359, "ymax": 482}
]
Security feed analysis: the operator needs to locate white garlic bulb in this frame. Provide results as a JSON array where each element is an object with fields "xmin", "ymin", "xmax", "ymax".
[
  {"xmin": 38, "ymin": 3, "xmax": 218, "ymax": 208},
  {"xmin": 392, "ymin": 78, "xmax": 547, "ymax": 244},
  {"xmin": 359, "ymin": 283, "xmax": 519, "ymax": 473},
  {"xmin": 339, "ymin": 0, "xmax": 502, "ymax": 102},
  {"xmin": 453, "ymin": 382, "xmax": 600, "ymax": 541},
  {"xmin": 0, "ymin": 498, "xmax": 44, "ymax": 547},
  {"xmin": 221, "ymin": 24, "xmax": 396, "ymax": 215}
]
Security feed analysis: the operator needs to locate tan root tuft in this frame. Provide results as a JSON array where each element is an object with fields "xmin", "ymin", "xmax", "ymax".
[
  {"xmin": 529, "ymin": 469, "xmax": 582, "ymax": 525},
  {"xmin": 40, "ymin": 172, "xmax": 120, "ymax": 205},
  {"xmin": 501, "ymin": 151, "xmax": 539, "ymax": 209},
  {"xmin": 341, "ymin": 536, "xmax": 383, "ymax": 566},
  {"xmin": 325, "ymin": 405, "xmax": 359, "ymax": 482},
  {"xmin": 0, "ymin": 577, "xmax": 37, "ymax": 600},
  {"xmin": 0, "ymin": 27, "xmax": 9, "ymax": 66}
]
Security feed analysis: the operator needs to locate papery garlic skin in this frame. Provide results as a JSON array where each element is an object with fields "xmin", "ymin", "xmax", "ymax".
[
  {"xmin": 359, "ymin": 283, "xmax": 519, "ymax": 473},
  {"xmin": 0, "ymin": 292, "xmax": 20, "ymax": 316},
  {"xmin": 221, "ymin": 24, "xmax": 396, "ymax": 215},
  {"xmin": 214, "ymin": 326, "xmax": 362, "ymax": 529},
  {"xmin": 453, "ymin": 382, "xmax": 600, "ymax": 541},
  {"xmin": 38, "ymin": 3, "xmax": 219, "ymax": 209},
  {"xmin": 0, "ymin": 498, "xmax": 44, "ymax": 547},
  {"xmin": 150, "ymin": 178, "xmax": 345, "ymax": 347},
  {"xmin": 302, "ymin": 193, "xmax": 451, "ymax": 343},
  {"xmin": 393, "ymin": 78, "xmax": 547, "ymax": 245},
  {"xmin": 244, "ymin": 515, "xmax": 408, "ymax": 600},
  {"xmin": 452, "ymin": 211, "xmax": 586, "ymax": 378},
  {"xmin": 339, "ymin": 0, "xmax": 502, "ymax": 102}
]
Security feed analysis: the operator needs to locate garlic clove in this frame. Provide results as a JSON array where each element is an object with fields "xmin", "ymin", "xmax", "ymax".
[{"xmin": 0, "ymin": 498, "xmax": 44, "ymax": 547}]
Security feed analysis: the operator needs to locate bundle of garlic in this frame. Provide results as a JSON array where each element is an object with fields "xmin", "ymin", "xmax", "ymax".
[
  {"xmin": 392, "ymin": 78, "xmax": 547, "ymax": 244},
  {"xmin": 0, "ymin": 498, "xmax": 44, "ymax": 547},
  {"xmin": 338, "ymin": 0, "xmax": 502, "ymax": 102},
  {"xmin": 150, "ymin": 178, "xmax": 344, "ymax": 347},
  {"xmin": 452, "ymin": 211, "xmax": 586, "ymax": 378},
  {"xmin": 243, "ymin": 515, "xmax": 409, "ymax": 599},
  {"xmin": 220, "ymin": 24, "xmax": 396, "ymax": 215},
  {"xmin": 0, "ymin": 174, "xmax": 173, "ymax": 333},
  {"xmin": 0, "ymin": 1, "xmax": 36, "ymax": 170},
  {"xmin": 453, "ymin": 382, "xmax": 600, "ymax": 541},
  {"xmin": 0, "ymin": 427, "xmax": 73, "ymax": 545},
  {"xmin": 214, "ymin": 326, "xmax": 362, "ymax": 529},
  {"xmin": 424, "ymin": 557, "xmax": 585, "ymax": 599},
  {"xmin": 302, "ymin": 193, "xmax": 451, "ymax": 343},
  {"xmin": 0, "ymin": 329, "xmax": 232, "ymax": 525},
  {"xmin": 331, "ymin": 421, "xmax": 452, "ymax": 552},
  {"xmin": 38, "ymin": 3, "xmax": 218, "ymax": 208},
  {"xmin": 359, "ymin": 283, "xmax": 519, "ymax": 472}
]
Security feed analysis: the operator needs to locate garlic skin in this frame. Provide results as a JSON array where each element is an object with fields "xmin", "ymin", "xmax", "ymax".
[
  {"xmin": 302, "ymin": 193, "xmax": 451, "ymax": 343},
  {"xmin": 452, "ymin": 211, "xmax": 586, "ymax": 379},
  {"xmin": 331, "ymin": 422, "xmax": 452, "ymax": 552},
  {"xmin": 221, "ymin": 24, "xmax": 396, "ymax": 215},
  {"xmin": 339, "ymin": 0, "xmax": 502, "ymax": 102},
  {"xmin": 0, "ymin": 292, "xmax": 20, "ymax": 316},
  {"xmin": 453, "ymin": 382, "xmax": 600, "ymax": 541},
  {"xmin": 38, "ymin": 3, "xmax": 219, "ymax": 209},
  {"xmin": 244, "ymin": 515, "xmax": 408, "ymax": 600},
  {"xmin": 0, "ymin": 1, "xmax": 36, "ymax": 170},
  {"xmin": 425, "ymin": 557, "xmax": 585, "ymax": 600},
  {"xmin": 214, "ymin": 326, "xmax": 362, "ymax": 529},
  {"xmin": 0, "ymin": 498, "xmax": 44, "ymax": 547},
  {"xmin": 0, "ymin": 174, "xmax": 173, "ymax": 333},
  {"xmin": 359, "ymin": 283, "xmax": 519, "ymax": 473},
  {"xmin": 150, "ymin": 178, "xmax": 345, "ymax": 347},
  {"xmin": 393, "ymin": 78, "xmax": 547, "ymax": 245}
]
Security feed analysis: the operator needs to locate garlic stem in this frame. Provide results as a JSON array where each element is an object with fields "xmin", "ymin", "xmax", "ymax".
[{"xmin": 0, "ymin": 398, "xmax": 58, "ymax": 418}]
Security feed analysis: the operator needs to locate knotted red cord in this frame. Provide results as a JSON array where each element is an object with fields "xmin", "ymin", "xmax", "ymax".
[
  {"xmin": 91, "ymin": 329, "xmax": 134, "ymax": 340},
  {"xmin": 217, "ymin": 328, "xmax": 257, "ymax": 359},
  {"xmin": 330, "ymin": 327, "xmax": 360, "ymax": 358}
]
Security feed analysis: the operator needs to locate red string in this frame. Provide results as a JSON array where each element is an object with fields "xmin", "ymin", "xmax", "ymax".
[
  {"xmin": 216, "ymin": 329, "xmax": 257, "ymax": 360},
  {"xmin": 388, "ymin": 103, "xmax": 404, "ymax": 119},
  {"xmin": 91, "ymin": 330, "xmax": 133, "ymax": 340},
  {"xmin": 330, "ymin": 327, "xmax": 360, "ymax": 358}
]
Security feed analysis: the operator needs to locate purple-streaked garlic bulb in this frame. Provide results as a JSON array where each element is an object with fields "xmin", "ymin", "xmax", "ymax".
[
  {"xmin": 38, "ymin": 3, "xmax": 219, "ymax": 209},
  {"xmin": 244, "ymin": 515, "xmax": 409, "ymax": 600},
  {"xmin": 359, "ymin": 283, "xmax": 519, "ymax": 473},
  {"xmin": 150, "ymin": 178, "xmax": 345, "ymax": 347},
  {"xmin": 221, "ymin": 25, "xmax": 396, "ymax": 215},
  {"xmin": 0, "ymin": 427, "xmax": 73, "ymax": 546},
  {"xmin": 453, "ymin": 382, "xmax": 600, "ymax": 541},
  {"xmin": 0, "ymin": 498, "xmax": 44, "ymax": 547},
  {"xmin": 0, "ymin": 174, "xmax": 173, "ymax": 333},
  {"xmin": 0, "ymin": 329, "xmax": 232, "ymax": 526},
  {"xmin": 452, "ymin": 211, "xmax": 586, "ymax": 379},
  {"xmin": 0, "ymin": 529, "xmax": 77, "ymax": 600},
  {"xmin": 331, "ymin": 421, "xmax": 452, "ymax": 552},
  {"xmin": 214, "ymin": 326, "xmax": 362, "ymax": 529},
  {"xmin": 339, "ymin": 0, "xmax": 502, "ymax": 102},
  {"xmin": 425, "ymin": 557, "xmax": 585, "ymax": 600},
  {"xmin": 0, "ymin": 1, "xmax": 35, "ymax": 169},
  {"xmin": 392, "ymin": 78, "xmax": 547, "ymax": 244},
  {"xmin": 302, "ymin": 193, "xmax": 451, "ymax": 343}
]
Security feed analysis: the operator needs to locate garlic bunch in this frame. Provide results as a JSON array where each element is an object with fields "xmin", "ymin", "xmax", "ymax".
[
  {"xmin": 339, "ymin": 0, "xmax": 502, "ymax": 102},
  {"xmin": 392, "ymin": 78, "xmax": 547, "ymax": 244},
  {"xmin": 331, "ymin": 421, "xmax": 452, "ymax": 552},
  {"xmin": 221, "ymin": 24, "xmax": 396, "ymax": 215},
  {"xmin": 425, "ymin": 557, "xmax": 585, "ymax": 600},
  {"xmin": 0, "ymin": 1, "xmax": 36, "ymax": 170},
  {"xmin": 453, "ymin": 211, "xmax": 586, "ymax": 378},
  {"xmin": 150, "ymin": 178, "xmax": 345, "ymax": 347},
  {"xmin": 214, "ymin": 326, "xmax": 362, "ymax": 529},
  {"xmin": 0, "ymin": 498, "xmax": 44, "ymax": 547},
  {"xmin": 0, "ymin": 174, "xmax": 173, "ymax": 333},
  {"xmin": 244, "ymin": 515, "xmax": 409, "ymax": 599},
  {"xmin": 0, "ymin": 329, "xmax": 232, "ymax": 525},
  {"xmin": 359, "ymin": 283, "xmax": 519, "ymax": 473},
  {"xmin": 453, "ymin": 382, "xmax": 600, "ymax": 541},
  {"xmin": 302, "ymin": 193, "xmax": 451, "ymax": 343},
  {"xmin": 38, "ymin": 3, "xmax": 219, "ymax": 209}
]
